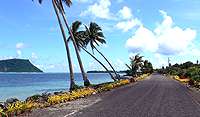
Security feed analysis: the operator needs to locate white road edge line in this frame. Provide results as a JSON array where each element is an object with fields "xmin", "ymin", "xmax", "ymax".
[{"xmin": 63, "ymin": 110, "xmax": 78, "ymax": 117}]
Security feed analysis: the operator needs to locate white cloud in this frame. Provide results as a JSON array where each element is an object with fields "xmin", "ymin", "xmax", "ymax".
[
  {"xmin": 126, "ymin": 10, "xmax": 197, "ymax": 55},
  {"xmin": 16, "ymin": 50, "xmax": 22, "ymax": 58},
  {"xmin": 116, "ymin": 19, "xmax": 141, "ymax": 32},
  {"xmin": 116, "ymin": 6, "xmax": 141, "ymax": 32},
  {"xmin": 80, "ymin": 0, "xmax": 113, "ymax": 19},
  {"xmin": 31, "ymin": 52, "xmax": 38, "ymax": 60},
  {"xmin": 35, "ymin": 61, "xmax": 68, "ymax": 72},
  {"xmin": 0, "ymin": 56, "xmax": 14, "ymax": 60},
  {"xmin": 157, "ymin": 27, "xmax": 196, "ymax": 55},
  {"xmin": 118, "ymin": 6, "xmax": 133, "ymax": 20},
  {"xmin": 126, "ymin": 26, "xmax": 158, "ymax": 52},
  {"xmin": 77, "ymin": 0, "xmax": 89, "ymax": 3},
  {"xmin": 114, "ymin": 59, "xmax": 126, "ymax": 70},
  {"xmin": 154, "ymin": 53, "xmax": 168, "ymax": 68},
  {"xmin": 16, "ymin": 42, "xmax": 25, "ymax": 49},
  {"xmin": 88, "ymin": 60, "xmax": 102, "ymax": 70},
  {"xmin": 15, "ymin": 42, "xmax": 26, "ymax": 58}
]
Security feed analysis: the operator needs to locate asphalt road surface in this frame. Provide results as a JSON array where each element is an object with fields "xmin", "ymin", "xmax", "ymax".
[{"xmin": 72, "ymin": 74, "xmax": 200, "ymax": 117}]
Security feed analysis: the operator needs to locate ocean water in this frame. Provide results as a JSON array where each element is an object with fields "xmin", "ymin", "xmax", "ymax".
[{"xmin": 0, "ymin": 73, "xmax": 113, "ymax": 102}]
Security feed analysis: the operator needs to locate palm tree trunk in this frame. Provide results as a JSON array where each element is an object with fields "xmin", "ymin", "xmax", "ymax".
[
  {"xmin": 94, "ymin": 46, "xmax": 119, "ymax": 80},
  {"xmin": 59, "ymin": 3, "xmax": 90, "ymax": 86},
  {"xmin": 52, "ymin": 0, "xmax": 76, "ymax": 90},
  {"xmin": 81, "ymin": 47, "xmax": 117, "ymax": 81}
]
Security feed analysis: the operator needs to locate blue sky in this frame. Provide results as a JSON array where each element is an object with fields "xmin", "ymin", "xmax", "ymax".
[{"xmin": 0, "ymin": 0, "xmax": 200, "ymax": 72}]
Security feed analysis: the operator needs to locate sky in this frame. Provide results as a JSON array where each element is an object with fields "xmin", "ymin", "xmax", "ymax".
[{"xmin": 0, "ymin": 0, "xmax": 200, "ymax": 72}]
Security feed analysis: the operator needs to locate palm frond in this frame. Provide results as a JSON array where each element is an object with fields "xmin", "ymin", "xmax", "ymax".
[
  {"xmin": 72, "ymin": 21, "xmax": 82, "ymax": 33},
  {"xmin": 97, "ymin": 37, "xmax": 106, "ymax": 44},
  {"xmin": 62, "ymin": 0, "xmax": 72, "ymax": 7},
  {"xmin": 97, "ymin": 32, "xmax": 105, "ymax": 38},
  {"xmin": 90, "ymin": 22, "xmax": 102, "ymax": 31},
  {"xmin": 32, "ymin": 0, "xmax": 43, "ymax": 4},
  {"xmin": 125, "ymin": 64, "xmax": 132, "ymax": 70}
]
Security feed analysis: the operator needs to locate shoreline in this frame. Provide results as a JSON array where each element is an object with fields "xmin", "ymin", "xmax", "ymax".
[
  {"xmin": 0, "ymin": 73, "xmax": 117, "ymax": 102},
  {"xmin": 0, "ymin": 74, "xmax": 151, "ymax": 116}
]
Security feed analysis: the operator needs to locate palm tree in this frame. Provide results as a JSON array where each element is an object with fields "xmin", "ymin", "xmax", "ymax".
[
  {"xmin": 58, "ymin": 0, "xmax": 91, "ymax": 86},
  {"xmin": 68, "ymin": 21, "xmax": 117, "ymax": 81},
  {"xmin": 142, "ymin": 60, "xmax": 153, "ymax": 74},
  {"xmin": 34, "ymin": 0, "xmax": 78, "ymax": 90},
  {"xmin": 126, "ymin": 54, "xmax": 143, "ymax": 76},
  {"xmin": 84, "ymin": 22, "xmax": 119, "ymax": 80}
]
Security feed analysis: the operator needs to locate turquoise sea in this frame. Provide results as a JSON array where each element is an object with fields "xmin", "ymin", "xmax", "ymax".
[{"xmin": 0, "ymin": 73, "xmax": 113, "ymax": 102}]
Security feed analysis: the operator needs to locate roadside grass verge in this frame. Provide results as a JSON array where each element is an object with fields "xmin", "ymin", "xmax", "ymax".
[
  {"xmin": 171, "ymin": 75, "xmax": 200, "ymax": 89},
  {"xmin": 172, "ymin": 75, "xmax": 190, "ymax": 84}
]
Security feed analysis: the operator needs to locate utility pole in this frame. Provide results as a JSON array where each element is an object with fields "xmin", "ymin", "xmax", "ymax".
[{"xmin": 168, "ymin": 57, "xmax": 171, "ymax": 67}]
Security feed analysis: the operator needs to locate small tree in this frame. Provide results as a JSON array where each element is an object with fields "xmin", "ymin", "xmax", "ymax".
[
  {"xmin": 125, "ymin": 54, "xmax": 143, "ymax": 77},
  {"xmin": 142, "ymin": 60, "xmax": 153, "ymax": 74}
]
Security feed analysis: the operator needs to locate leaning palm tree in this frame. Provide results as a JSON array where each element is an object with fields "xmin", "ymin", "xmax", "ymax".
[
  {"xmin": 84, "ymin": 22, "xmax": 119, "ymax": 79},
  {"xmin": 34, "ymin": 0, "xmax": 91, "ymax": 87},
  {"xmin": 34, "ymin": 0, "xmax": 79, "ymax": 90},
  {"xmin": 58, "ymin": 0, "xmax": 91, "ymax": 86},
  {"xmin": 68, "ymin": 21, "xmax": 117, "ymax": 81}
]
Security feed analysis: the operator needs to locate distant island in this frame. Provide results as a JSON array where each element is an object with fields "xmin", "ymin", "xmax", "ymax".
[
  {"xmin": 87, "ymin": 70, "xmax": 126, "ymax": 73},
  {"xmin": 0, "ymin": 59, "xmax": 43, "ymax": 72}
]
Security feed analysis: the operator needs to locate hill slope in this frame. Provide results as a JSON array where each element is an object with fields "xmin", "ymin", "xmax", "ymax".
[{"xmin": 0, "ymin": 59, "xmax": 43, "ymax": 72}]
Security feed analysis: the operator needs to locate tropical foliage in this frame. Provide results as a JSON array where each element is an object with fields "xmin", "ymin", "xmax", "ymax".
[
  {"xmin": 33, "ymin": 0, "xmax": 92, "ymax": 89},
  {"xmin": 84, "ymin": 22, "xmax": 119, "ymax": 80},
  {"xmin": 68, "ymin": 21, "xmax": 118, "ymax": 81},
  {"xmin": 125, "ymin": 54, "xmax": 153, "ymax": 76},
  {"xmin": 141, "ymin": 60, "xmax": 153, "ymax": 74},
  {"xmin": 158, "ymin": 61, "xmax": 200, "ymax": 88},
  {"xmin": 33, "ymin": 0, "xmax": 121, "ymax": 89}
]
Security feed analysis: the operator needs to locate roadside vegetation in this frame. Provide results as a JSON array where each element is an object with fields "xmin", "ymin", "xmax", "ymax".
[
  {"xmin": 0, "ymin": 53, "xmax": 153, "ymax": 117},
  {"xmin": 0, "ymin": 75, "xmax": 150, "ymax": 117},
  {"xmin": 125, "ymin": 54, "xmax": 153, "ymax": 77},
  {"xmin": 157, "ymin": 61, "xmax": 200, "ymax": 88},
  {"xmin": 32, "ymin": 0, "xmax": 121, "ymax": 91},
  {"xmin": 0, "ymin": 0, "xmax": 155, "ymax": 116}
]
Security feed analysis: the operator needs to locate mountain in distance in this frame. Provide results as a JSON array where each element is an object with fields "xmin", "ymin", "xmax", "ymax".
[{"xmin": 0, "ymin": 59, "xmax": 43, "ymax": 72}]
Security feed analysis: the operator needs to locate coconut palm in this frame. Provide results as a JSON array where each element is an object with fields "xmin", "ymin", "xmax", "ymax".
[
  {"xmin": 68, "ymin": 21, "xmax": 117, "ymax": 81},
  {"xmin": 126, "ymin": 54, "xmax": 143, "ymax": 76},
  {"xmin": 57, "ymin": 0, "xmax": 91, "ymax": 86},
  {"xmin": 34, "ymin": 0, "xmax": 91, "ymax": 87},
  {"xmin": 142, "ymin": 60, "xmax": 153, "ymax": 74},
  {"xmin": 84, "ymin": 22, "xmax": 119, "ymax": 80},
  {"xmin": 33, "ymin": 0, "xmax": 79, "ymax": 90}
]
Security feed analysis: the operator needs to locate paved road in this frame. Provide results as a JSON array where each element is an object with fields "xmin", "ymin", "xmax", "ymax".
[{"xmin": 72, "ymin": 74, "xmax": 200, "ymax": 117}]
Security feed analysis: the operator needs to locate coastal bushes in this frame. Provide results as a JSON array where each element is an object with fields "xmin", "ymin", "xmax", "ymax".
[
  {"xmin": 0, "ymin": 108, "xmax": 6, "ymax": 117},
  {"xmin": 125, "ymin": 54, "xmax": 153, "ymax": 77},
  {"xmin": 136, "ymin": 74, "xmax": 150, "ymax": 81},
  {"xmin": 48, "ymin": 88, "xmax": 96, "ymax": 105},
  {"xmin": 173, "ymin": 75, "xmax": 190, "ymax": 84},
  {"xmin": 48, "ymin": 79, "xmax": 131, "ymax": 105},
  {"xmin": 158, "ymin": 61, "xmax": 200, "ymax": 88},
  {"xmin": 0, "ymin": 79, "xmax": 129, "ymax": 116},
  {"xmin": 96, "ymin": 79, "xmax": 130, "ymax": 92},
  {"xmin": 0, "ymin": 75, "xmax": 150, "ymax": 117},
  {"xmin": 3, "ymin": 101, "xmax": 39, "ymax": 117}
]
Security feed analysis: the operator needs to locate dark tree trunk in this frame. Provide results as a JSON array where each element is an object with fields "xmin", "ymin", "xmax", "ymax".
[
  {"xmin": 94, "ymin": 47, "xmax": 119, "ymax": 80},
  {"xmin": 82, "ymin": 47, "xmax": 117, "ymax": 81},
  {"xmin": 52, "ymin": 0, "xmax": 76, "ymax": 90},
  {"xmin": 59, "ymin": 3, "xmax": 90, "ymax": 86}
]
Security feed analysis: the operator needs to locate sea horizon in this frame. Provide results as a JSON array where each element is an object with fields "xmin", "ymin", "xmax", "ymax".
[{"xmin": 0, "ymin": 73, "xmax": 115, "ymax": 102}]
